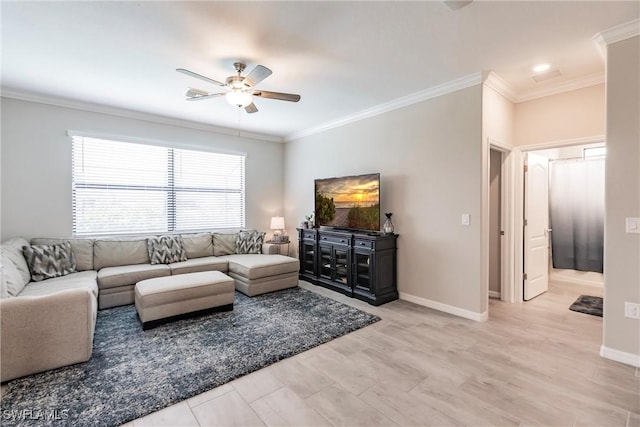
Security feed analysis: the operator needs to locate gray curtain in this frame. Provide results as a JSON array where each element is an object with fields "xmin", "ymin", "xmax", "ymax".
[{"xmin": 549, "ymin": 158, "xmax": 604, "ymax": 273}]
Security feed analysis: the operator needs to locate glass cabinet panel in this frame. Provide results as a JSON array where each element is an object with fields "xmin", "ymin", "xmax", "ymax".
[
  {"xmin": 334, "ymin": 248, "xmax": 349, "ymax": 284},
  {"xmin": 319, "ymin": 246, "xmax": 332, "ymax": 278},
  {"xmin": 354, "ymin": 252, "xmax": 371, "ymax": 291},
  {"xmin": 301, "ymin": 242, "xmax": 315, "ymax": 275}
]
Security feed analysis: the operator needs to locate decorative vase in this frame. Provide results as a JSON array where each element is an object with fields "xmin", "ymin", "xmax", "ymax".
[{"xmin": 382, "ymin": 212, "xmax": 394, "ymax": 234}]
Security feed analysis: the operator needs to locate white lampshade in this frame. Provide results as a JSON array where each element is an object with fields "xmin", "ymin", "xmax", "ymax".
[
  {"xmin": 225, "ymin": 90, "xmax": 252, "ymax": 107},
  {"xmin": 270, "ymin": 216, "xmax": 285, "ymax": 230}
]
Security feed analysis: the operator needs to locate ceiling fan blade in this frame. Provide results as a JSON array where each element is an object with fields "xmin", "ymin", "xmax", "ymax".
[
  {"xmin": 186, "ymin": 93, "xmax": 225, "ymax": 101},
  {"xmin": 176, "ymin": 68, "xmax": 225, "ymax": 86},
  {"xmin": 244, "ymin": 102, "xmax": 258, "ymax": 114},
  {"xmin": 185, "ymin": 88, "xmax": 210, "ymax": 97},
  {"xmin": 243, "ymin": 65, "xmax": 272, "ymax": 88},
  {"xmin": 253, "ymin": 90, "xmax": 301, "ymax": 102}
]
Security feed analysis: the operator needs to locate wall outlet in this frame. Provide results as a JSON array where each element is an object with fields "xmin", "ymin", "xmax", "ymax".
[
  {"xmin": 461, "ymin": 214, "xmax": 470, "ymax": 226},
  {"xmin": 624, "ymin": 302, "xmax": 640, "ymax": 319}
]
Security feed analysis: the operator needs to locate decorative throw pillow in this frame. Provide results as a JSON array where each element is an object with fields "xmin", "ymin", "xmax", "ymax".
[
  {"xmin": 147, "ymin": 235, "xmax": 188, "ymax": 265},
  {"xmin": 22, "ymin": 242, "xmax": 77, "ymax": 282},
  {"xmin": 236, "ymin": 230, "xmax": 265, "ymax": 254},
  {"xmin": 2, "ymin": 237, "xmax": 32, "ymax": 285},
  {"xmin": 2, "ymin": 253, "xmax": 26, "ymax": 297}
]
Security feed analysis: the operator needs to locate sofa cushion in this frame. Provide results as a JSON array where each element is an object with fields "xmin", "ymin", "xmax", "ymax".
[
  {"xmin": 147, "ymin": 235, "xmax": 187, "ymax": 265},
  {"xmin": 1, "ymin": 237, "xmax": 32, "ymax": 287},
  {"xmin": 181, "ymin": 233, "xmax": 214, "ymax": 259},
  {"xmin": 97, "ymin": 264, "xmax": 170, "ymax": 290},
  {"xmin": 236, "ymin": 231, "xmax": 265, "ymax": 254},
  {"xmin": 168, "ymin": 257, "xmax": 228, "ymax": 275},
  {"xmin": 23, "ymin": 242, "xmax": 77, "ymax": 282},
  {"xmin": 213, "ymin": 233, "xmax": 238, "ymax": 256},
  {"xmin": 94, "ymin": 238, "xmax": 149, "ymax": 270},
  {"xmin": 221, "ymin": 254, "xmax": 299, "ymax": 280},
  {"xmin": 31, "ymin": 238, "xmax": 95, "ymax": 271},
  {"xmin": 19, "ymin": 270, "xmax": 99, "ymax": 299}
]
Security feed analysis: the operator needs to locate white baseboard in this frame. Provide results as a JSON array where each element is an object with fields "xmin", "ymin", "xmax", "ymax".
[
  {"xmin": 600, "ymin": 345, "xmax": 640, "ymax": 367},
  {"xmin": 488, "ymin": 290, "xmax": 501, "ymax": 299},
  {"xmin": 399, "ymin": 292, "xmax": 488, "ymax": 322}
]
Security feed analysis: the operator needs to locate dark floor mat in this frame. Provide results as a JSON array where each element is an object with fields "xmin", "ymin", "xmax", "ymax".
[{"xmin": 569, "ymin": 295, "xmax": 603, "ymax": 317}]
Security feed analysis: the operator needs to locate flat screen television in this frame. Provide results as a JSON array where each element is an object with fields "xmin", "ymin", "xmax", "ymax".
[{"xmin": 314, "ymin": 173, "xmax": 380, "ymax": 232}]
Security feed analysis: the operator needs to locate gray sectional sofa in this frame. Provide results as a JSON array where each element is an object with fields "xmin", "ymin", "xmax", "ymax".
[{"xmin": 0, "ymin": 231, "xmax": 299, "ymax": 382}]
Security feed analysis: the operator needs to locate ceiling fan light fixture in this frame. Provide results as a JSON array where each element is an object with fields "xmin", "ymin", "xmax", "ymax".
[
  {"xmin": 227, "ymin": 75, "xmax": 247, "ymax": 90},
  {"xmin": 225, "ymin": 90, "xmax": 253, "ymax": 108},
  {"xmin": 178, "ymin": 62, "xmax": 299, "ymax": 113}
]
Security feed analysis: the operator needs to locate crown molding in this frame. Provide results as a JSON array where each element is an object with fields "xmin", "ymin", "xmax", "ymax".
[
  {"xmin": 516, "ymin": 72, "xmax": 605, "ymax": 103},
  {"xmin": 593, "ymin": 18, "xmax": 640, "ymax": 58},
  {"xmin": 1, "ymin": 89, "xmax": 284, "ymax": 143},
  {"xmin": 482, "ymin": 71, "xmax": 517, "ymax": 103},
  {"xmin": 285, "ymin": 72, "xmax": 483, "ymax": 142}
]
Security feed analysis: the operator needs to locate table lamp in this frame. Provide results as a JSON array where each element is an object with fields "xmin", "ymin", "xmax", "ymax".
[{"xmin": 270, "ymin": 216, "xmax": 285, "ymax": 242}]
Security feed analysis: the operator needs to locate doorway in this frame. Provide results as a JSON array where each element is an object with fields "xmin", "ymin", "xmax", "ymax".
[
  {"xmin": 486, "ymin": 139, "xmax": 515, "ymax": 305},
  {"xmin": 522, "ymin": 142, "xmax": 606, "ymax": 300},
  {"xmin": 489, "ymin": 149, "xmax": 503, "ymax": 299}
]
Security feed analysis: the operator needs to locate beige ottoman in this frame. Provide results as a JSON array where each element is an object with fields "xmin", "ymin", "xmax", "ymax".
[
  {"xmin": 135, "ymin": 271, "xmax": 234, "ymax": 330},
  {"xmin": 220, "ymin": 254, "xmax": 300, "ymax": 296}
]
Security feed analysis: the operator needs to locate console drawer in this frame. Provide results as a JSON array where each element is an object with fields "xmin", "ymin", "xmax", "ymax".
[
  {"xmin": 319, "ymin": 234, "xmax": 350, "ymax": 246},
  {"xmin": 354, "ymin": 239, "xmax": 374, "ymax": 250},
  {"xmin": 302, "ymin": 230, "xmax": 317, "ymax": 240}
]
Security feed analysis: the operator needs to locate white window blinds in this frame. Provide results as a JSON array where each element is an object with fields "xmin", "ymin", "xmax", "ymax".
[{"xmin": 71, "ymin": 136, "xmax": 245, "ymax": 236}]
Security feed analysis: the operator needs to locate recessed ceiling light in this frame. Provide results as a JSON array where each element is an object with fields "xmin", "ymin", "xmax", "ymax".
[{"xmin": 533, "ymin": 63, "xmax": 551, "ymax": 73}]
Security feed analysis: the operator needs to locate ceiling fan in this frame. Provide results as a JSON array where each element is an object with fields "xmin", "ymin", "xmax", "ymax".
[{"xmin": 177, "ymin": 62, "xmax": 301, "ymax": 114}]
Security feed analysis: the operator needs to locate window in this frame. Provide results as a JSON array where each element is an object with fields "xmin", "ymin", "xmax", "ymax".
[{"xmin": 71, "ymin": 135, "xmax": 245, "ymax": 236}]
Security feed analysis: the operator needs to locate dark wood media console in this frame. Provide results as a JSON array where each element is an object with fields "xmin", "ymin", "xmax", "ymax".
[{"xmin": 297, "ymin": 228, "xmax": 398, "ymax": 306}]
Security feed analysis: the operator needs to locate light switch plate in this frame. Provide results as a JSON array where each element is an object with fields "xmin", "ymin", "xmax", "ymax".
[
  {"xmin": 626, "ymin": 217, "xmax": 640, "ymax": 234},
  {"xmin": 461, "ymin": 214, "xmax": 470, "ymax": 226},
  {"xmin": 625, "ymin": 302, "xmax": 640, "ymax": 319}
]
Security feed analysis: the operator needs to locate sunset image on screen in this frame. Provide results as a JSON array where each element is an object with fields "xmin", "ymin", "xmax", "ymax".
[
  {"xmin": 315, "ymin": 174, "xmax": 380, "ymax": 230},
  {"xmin": 317, "ymin": 176, "xmax": 379, "ymax": 208}
]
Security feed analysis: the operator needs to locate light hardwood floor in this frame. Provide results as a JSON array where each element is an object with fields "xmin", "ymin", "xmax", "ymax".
[{"xmin": 125, "ymin": 280, "xmax": 638, "ymax": 427}]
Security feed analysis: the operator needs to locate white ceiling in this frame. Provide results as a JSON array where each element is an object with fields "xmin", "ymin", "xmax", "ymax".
[{"xmin": 2, "ymin": 1, "xmax": 638, "ymax": 140}]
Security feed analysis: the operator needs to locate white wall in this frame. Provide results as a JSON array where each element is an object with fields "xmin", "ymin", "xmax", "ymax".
[
  {"xmin": 285, "ymin": 86, "xmax": 485, "ymax": 318},
  {"xmin": 483, "ymin": 85, "xmax": 515, "ymax": 146},
  {"xmin": 0, "ymin": 97, "xmax": 284, "ymax": 240},
  {"xmin": 603, "ymin": 35, "xmax": 640, "ymax": 364},
  {"xmin": 514, "ymin": 84, "xmax": 605, "ymax": 146}
]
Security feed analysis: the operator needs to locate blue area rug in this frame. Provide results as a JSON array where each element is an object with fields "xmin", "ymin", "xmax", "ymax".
[{"xmin": 1, "ymin": 287, "xmax": 380, "ymax": 426}]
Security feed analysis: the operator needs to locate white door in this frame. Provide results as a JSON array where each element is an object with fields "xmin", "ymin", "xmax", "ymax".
[{"xmin": 524, "ymin": 152, "xmax": 549, "ymax": 300}]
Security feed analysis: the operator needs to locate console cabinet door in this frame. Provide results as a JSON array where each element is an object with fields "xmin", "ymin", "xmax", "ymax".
[
  {"xmin": 319, "ymin": 245, "xmax": 333, "ymax": 279},
  {"xmin": 318, "ymin": 243, "xmax": 351, "ymax": 294},
  {"xmin": 333, "ymin": 247, "xmax": 349, "ymax": 285},
  {"xmin": 353, "ymin": 250, "xmax": 373, "ymax": 297},
  {"xmin": 301, "ymin": 241, "xmax": 316, "ymax": 277}
]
